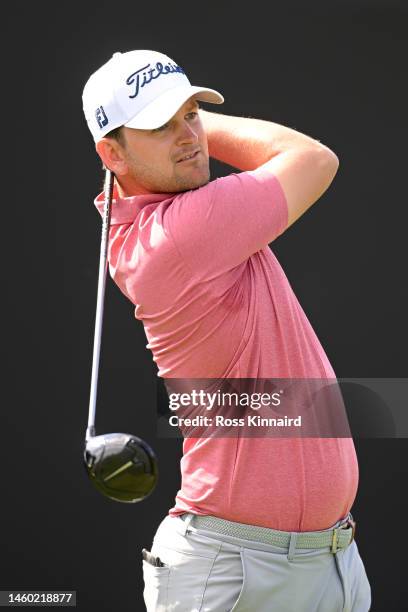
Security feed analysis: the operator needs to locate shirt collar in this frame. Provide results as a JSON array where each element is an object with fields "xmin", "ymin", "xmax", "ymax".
[{"xmin": 94, "ymin": 184, "xmax": 177, "ymax": 225}]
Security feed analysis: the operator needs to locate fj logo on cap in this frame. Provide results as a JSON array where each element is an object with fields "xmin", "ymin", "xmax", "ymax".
[
  {"xmin": 126, "ymin": 62, "xmax": 185, "ymax": 99},
  {"xmin": 95, "ymin": 106, "xmax": 108, "ymax": 129}
]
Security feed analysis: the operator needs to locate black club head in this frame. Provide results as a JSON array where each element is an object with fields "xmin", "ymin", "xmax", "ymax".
[{"xmin": 84, "ymin": 433, "xmax": 158, "ymax": 503}]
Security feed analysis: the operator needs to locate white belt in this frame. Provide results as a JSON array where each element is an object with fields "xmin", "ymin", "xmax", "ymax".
[{"xmin": 181, "ymin": 513, "xmax": 356, "ymax": 553}]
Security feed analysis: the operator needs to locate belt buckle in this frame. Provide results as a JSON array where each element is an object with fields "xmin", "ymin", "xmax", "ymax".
[{"xmin": 331, "ymin": 518, "xmax": 356, "ymax": 553}]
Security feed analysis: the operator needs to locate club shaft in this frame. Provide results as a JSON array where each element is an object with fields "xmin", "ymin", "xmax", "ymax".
[{"xmin": 86, "ymin": 169, "xmax": 114, "ymax": 441}]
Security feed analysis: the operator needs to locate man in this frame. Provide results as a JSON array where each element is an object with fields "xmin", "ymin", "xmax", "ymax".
[{"xmin": 82, "ymin": 49, "xmax": 371, "ymax": 611}]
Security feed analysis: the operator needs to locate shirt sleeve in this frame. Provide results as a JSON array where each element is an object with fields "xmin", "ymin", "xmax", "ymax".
[{"xmin": 164, "ymin": 166, "xmax": 288, "ymax": 280}]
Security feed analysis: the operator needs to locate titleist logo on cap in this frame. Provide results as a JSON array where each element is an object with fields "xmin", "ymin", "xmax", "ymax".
[{"xmin": 126, "ymin": 62, "xmax": 185, "ymax": 99}]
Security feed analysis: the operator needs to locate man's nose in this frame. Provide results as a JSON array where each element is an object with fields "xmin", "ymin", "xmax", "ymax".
[{"xmin": 176, "ymin": 120, "xmax": 198, "ymax": 144}]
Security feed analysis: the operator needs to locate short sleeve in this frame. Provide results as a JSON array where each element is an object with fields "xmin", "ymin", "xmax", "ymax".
[{"xmin": 164, "ymin": 167, "xmax": 288, "ymax": 279}]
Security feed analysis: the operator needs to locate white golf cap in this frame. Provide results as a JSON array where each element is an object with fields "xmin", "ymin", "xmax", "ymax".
[{"xmin": 82, "ymin": 49, "xmax": 224, "ymax": 142}]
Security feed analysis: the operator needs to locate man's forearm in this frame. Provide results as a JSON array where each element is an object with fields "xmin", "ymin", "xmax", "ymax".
[{"xmin": 199, "ymin": 109, "xmax": 333, "ymax": 171}]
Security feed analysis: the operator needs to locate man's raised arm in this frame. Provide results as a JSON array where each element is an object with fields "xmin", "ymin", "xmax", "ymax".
[{"xmin": 200, "ymin": 109, "xmax": 339, "ymax": 229}]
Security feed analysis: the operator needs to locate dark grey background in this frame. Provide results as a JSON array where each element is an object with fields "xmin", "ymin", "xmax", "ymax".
[{"xmin": 3, "ymin": 0, "xmax": 407, "ymax": 610}]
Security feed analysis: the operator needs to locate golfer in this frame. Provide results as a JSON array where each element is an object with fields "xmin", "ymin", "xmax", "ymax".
[{"xmin": 82, "ymin": 49, "xmax": 371, "ymax": 611}]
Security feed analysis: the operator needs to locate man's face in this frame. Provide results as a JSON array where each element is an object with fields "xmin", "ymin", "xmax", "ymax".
[{"xmin": 115, "ymin": 96, "xmax": 210, "ymax": 194}]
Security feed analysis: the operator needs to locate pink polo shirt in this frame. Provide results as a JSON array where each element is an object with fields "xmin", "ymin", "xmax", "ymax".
[{"xmin": 94, "ymin": 166, "xmax": 358, "ymax": 531}]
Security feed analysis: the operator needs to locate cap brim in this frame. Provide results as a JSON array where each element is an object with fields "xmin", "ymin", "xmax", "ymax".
[{"xmin": 124, "ymin": 84, "xmax": 224, "ymax": 130}]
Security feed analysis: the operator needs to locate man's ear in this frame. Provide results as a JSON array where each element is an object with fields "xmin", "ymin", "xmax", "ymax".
[{"xmin": 95, "ymin": 138, "xmax": 128, "ymax": 176}]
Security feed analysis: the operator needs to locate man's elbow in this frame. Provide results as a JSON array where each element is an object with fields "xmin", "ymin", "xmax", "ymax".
[
  {"xmin": 311, "ymin": 145, "xmax": 340, "ymax": 194},
  {"xmin": 320, "ymin": 146, "xmax": 340, "ymax": 181}
]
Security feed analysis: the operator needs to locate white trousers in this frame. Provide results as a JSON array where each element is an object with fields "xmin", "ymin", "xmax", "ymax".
[{"xmin": 142, "ymin": 514, "xmax": 371, "ymax": 612}]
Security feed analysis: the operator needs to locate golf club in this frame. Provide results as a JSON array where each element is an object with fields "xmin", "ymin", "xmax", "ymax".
[{"xmin": 84, "ymin": 168, "xmax": 158, "ymax": 503}]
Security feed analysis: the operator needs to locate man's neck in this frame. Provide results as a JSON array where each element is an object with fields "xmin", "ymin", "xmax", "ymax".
[{"xmin": 115, "ymin": 177, "xmax": 152, "ymax": 198}]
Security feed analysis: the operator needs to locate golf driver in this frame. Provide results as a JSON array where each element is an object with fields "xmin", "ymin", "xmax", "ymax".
[{"xmin": 84, "ymin": 168, "xmax": 158, "ymax": 503}]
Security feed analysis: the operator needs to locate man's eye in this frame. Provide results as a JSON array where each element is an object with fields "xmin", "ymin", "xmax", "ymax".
[{"xmin": 186, "ymin": 111, "xmax": 198, "ymax": 120}]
